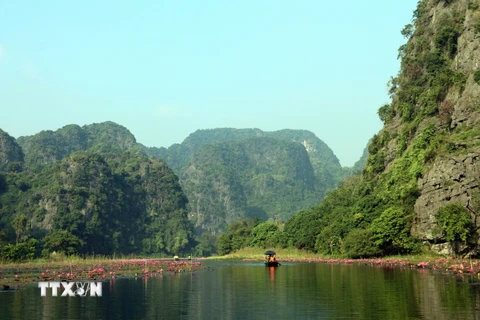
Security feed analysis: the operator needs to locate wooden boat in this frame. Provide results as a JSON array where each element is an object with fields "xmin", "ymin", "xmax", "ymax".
[
  {"xmin": 265, "ymin": 261, "xmax": 280, "ymax": 267},
  {"xmin": 264, "ymin": 250, "xmax": 280, "ymax": 267}
]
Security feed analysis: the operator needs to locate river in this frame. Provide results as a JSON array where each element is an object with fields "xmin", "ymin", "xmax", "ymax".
[{"xmin": 2, "ymin": 261, "xmax": 480, "ymax": 319}]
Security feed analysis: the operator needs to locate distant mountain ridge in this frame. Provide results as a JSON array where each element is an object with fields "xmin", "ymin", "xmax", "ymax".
[
  {"xmin": 143, "ymin": 127, "xmax": 354, "ymax": 234},
  {"xmin": 16, "ymin": 122, "xmax": 141, "ymax": 169},
  {"xmin": 7, "ymin": 123, "xmax": 360, "ymax": 237},
  {"xmin": 144, "ymin": 128, "xmax": 342, "ymax": 175},
  {"xmin": 144, "ymin": 127, "xmax": 349, "ymax": 186}
]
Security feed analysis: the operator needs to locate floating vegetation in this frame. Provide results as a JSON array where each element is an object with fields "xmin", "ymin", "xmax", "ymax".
[{"xmin": 0, "ymin": 258, "xmax": 205, "ymax": 289}]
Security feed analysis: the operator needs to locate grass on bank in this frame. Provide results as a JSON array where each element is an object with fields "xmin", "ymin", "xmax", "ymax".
[
  {"xmin": 207, "ymin": 247, "xmax": 323, "ymax": 261},
  {"xmin": 0, "ymin": 252, "xmax": 191, "ymax": 268},
  {"xmin": 0, "ymin": 246, "xmax": 473, "ymax": 271},
  {"xmin": 208, "ymin": 247, "xmax": 467, "ymax": 265},
  {"xmin": 0, "ymin": 247, "xmax": 457, "ymax": 266},
  {"xmin": 211, "ymin": 248, "xmax": 480, "ymax": 276}
]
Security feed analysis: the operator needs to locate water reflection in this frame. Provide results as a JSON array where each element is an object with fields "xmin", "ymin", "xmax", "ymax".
[
  {"xmin": 2, "ymin": 262, "xmax": 480, "ymax": 319},
  {"xmin": 269, "ymin": 266, "xmax": 276, "ymax": 282}
]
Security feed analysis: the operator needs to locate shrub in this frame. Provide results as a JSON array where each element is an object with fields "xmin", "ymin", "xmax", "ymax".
[
  {"xmin": 378, "ymin": 104, "xmax": 395, "ymax": 124},
  {"xmin": 365, "ymin": 151, "xmax": 385, "ymax": 176},
  {"xmin": 468, "ymin": 1, "xmax": 479, "ymax": 10},
  {"xmin": 249, "ymin": 222, "xmax": 279, "ymax": 248},
  {"xmin": 217, "ymin": 233, "xmax": 233, "ymax": 255},
  {"xmin": 315, "ymin": 224, "xmax": 343, "ymax": 255},
  {"xmin": 342, "ymin": 229, "xmax": 379, "ymax": 259},
  {"xmin": 371, "ymin": 207, "xmax": 415, "ymax": 255},
  {"xmin": 435, "ymin": 204, "xmax": 473, "ymax": 243},
  {"xmin": 401, "ymin": 24, "xmax": 414, "ymax": 38},
  {"xmin": 1, "ymin": 239, "xmax": 38, "ymax": 262},
  {"xmin": 474, "ymin": 70, "xmax": 480, "ymax": 85},
  {"xmin": 435, "ymin": 25, "xmax": 460, "ymax": 57},
  {"xmin": 42, "ymin": 230, "xmax": 84, "ymax": 256}
]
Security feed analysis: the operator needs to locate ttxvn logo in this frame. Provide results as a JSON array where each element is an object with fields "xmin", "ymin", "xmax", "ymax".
[{"xmin": 38, "ymin": 281, "xmax": 102, "ymax": 297}]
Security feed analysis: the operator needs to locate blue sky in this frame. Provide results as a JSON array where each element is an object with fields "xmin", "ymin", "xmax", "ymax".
[{"xmin": 0, "ymin": 0, "xmax": 418, "ymax": 166}]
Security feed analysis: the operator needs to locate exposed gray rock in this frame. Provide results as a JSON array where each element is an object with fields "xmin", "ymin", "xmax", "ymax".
[
  {"xmin": 412, "ymin": 149, "xmax": 480, "ymax": 248},
  {"xmin": 430, "ymin": 243, "xmax": 455, "ymax": 256}
]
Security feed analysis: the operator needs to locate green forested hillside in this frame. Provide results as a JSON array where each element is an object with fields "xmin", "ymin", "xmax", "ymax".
[
  {"xmin": 0, "ymin": 128, "xmax": 196, "ymax": 261},
  {"xmin": 1, "ymin": 121, "xmax": 353, "ymax": 259},
  {"xmin": 144, "ymin": 128, "xmax": 346, "ymax": 181},
  {"xmin": 145, "ymin": 128, "xmax": 351, "ymax": 234},
  {"xmin": 182, "ymin": 137, "xmax": 319, "ymax": 234},
  {"xmin": 217, "ymin": 0, "xmax": 480, "ymax": 258}
]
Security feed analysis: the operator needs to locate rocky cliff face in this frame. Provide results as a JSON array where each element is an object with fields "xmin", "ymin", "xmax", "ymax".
[
  {"xmin": 374, "ymin": 0, "xmax": 480, "ymax": 255},
  {"xmin": 412, "ymin": 150, "xmax": 480, "ymax": 242},
  {"xmin": 146, "ymin": 128, "xmax": 348, "ymax": 235},
  {"xmin": 181, "ymin": 137, "xmax": 320, "ymax": 234},
  {"xmin": 413, "ymin": 0, "xmax": 480, "ymax": 254}
]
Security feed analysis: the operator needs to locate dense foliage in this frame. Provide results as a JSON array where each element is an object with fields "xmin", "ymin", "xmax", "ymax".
[
  {"xmin": 435, "ymin": 203, "xmax": 475, "ymax": 256},
  {"xmin": 216, "ymin": 218, "xmax": 286, "ymax": 255},
  {"xmin": 145, "ymin": 128, "xmax": 354, "ymax": 235},
  {"xmin": 182, "ymin": 137, "xmax": 326, "ymax": 233},
  {"xmin": 16, "ymin": 122, "xmax": 141, "ymax": 170},
  {"xmin": 0, "ymin": 125, "xmax": 199, "ymax": 261},
  {"xmin": 1, "ymin": 122, "xmax": 357, "ymax": 261}
]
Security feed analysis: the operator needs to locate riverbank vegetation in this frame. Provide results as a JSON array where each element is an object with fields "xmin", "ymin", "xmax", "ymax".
[
  {"xmin": 210, "ymin": 246, "xmax": 437, "ymax": 264},
  {"xmin": 0, "ymin": 255, "xmax": 204, "ymax": 287},
  {"xmin": 212, "ymin": 247, "xmax": 480, "ymax": 277},
  {"xmin": 215, "ymin": 206, "xmax": 421, "ymax": 260}
]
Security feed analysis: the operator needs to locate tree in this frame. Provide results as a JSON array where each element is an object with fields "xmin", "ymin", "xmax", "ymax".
[
  {"xmin": 315, "ymin": 223, "xmax": 343, "ymax": 255},
  {"xmin": 1, "ymin": 239, "xmax": 38, "ymax": 262},
  {"xmin": 217, "ymin": 233, "xmax": 233, "ymax": 256},
  {"xmin": 249, "ymin": 222, "xmax": 280, "ymax": 248},
  {"xmin": 194, "ymin": 232, "xmax": 217, "ymax": 257},
  {"xmin": 13, "ymin": 214, "xmax": 27, "ymax": 244},
  {"xmin": 438, "ymin": 100, "xmax": 454, "ymax": 127},
  {"xmin": 342, "ymin": 229, "xmax": 380, "ymax": 259},
  {"xmin": 401, "ymin": 24, "xmax": 414, "ymax": 38},
  {"xmin": 42, "ymin": 230, "xmax": 84, "ymax": 256},
  {"xmin": 378, "ymin": 104, "xmax": 394, "ymax": 124},
  {"xmin": 284, "ymin": 209, "xmax": 322, "ymax": 251},
  {"xmin": 215, "ymin": 218, "xmax": 260, "ymax": 255},
  {"xmin": 435, "ymin": 204, "xmax": 474, "ymax": 255},
  {"xmin": 228, "ymin": 219, "xmax": 256, "ymax": 252},
  {"xmin": 371, "ymin": 207, "xmax": 415, "ymax": 255}
]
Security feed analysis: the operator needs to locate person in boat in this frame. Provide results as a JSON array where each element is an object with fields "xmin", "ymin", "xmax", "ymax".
[{"xmin": 268, "ymin": 254, "xmax": 276, "ymax": 263}]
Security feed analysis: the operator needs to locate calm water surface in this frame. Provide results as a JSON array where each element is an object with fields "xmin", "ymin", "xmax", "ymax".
[{"xmin": 2, "ymin": 261, "xmax": 480, "ymax": 319}]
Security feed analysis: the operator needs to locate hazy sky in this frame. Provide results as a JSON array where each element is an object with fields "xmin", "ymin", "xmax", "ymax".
[{"xmin": 0, "ymin": 0, "xmax": 418, "ymax": 167}]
